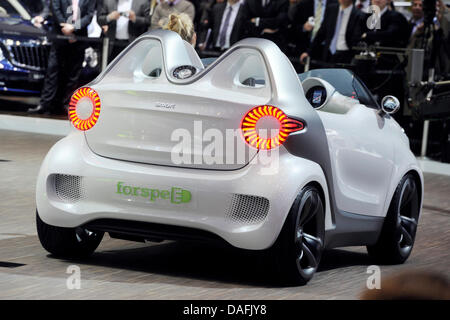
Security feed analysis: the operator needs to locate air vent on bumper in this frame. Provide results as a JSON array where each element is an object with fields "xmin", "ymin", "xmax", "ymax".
[
  {"xmin": 53, "ymin": 174, "xmax": 84, "ymax": 203},
  {"xmin": 226, "ymin": 194, "xmax": 270, "ymax": 224}
]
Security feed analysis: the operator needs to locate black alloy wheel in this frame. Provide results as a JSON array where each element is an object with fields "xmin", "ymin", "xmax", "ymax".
[
  {"xmin": 272, "ymin": 185, "xmax": 325, "ymax": 285},
  {"xmin": 367, "ymin": 173, "xmax": 420, "ymax": 264}
]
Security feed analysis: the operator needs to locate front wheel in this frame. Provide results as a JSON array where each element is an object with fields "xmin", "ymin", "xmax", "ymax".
[
  {"xmin": 271, "ymin": 185, "xmax": 325, "ymax": 285},
  {"xmin": 36, "ymin": 211, "xmax": 104, "ymax": 258},
  {"xmin": 367, "ymin": 173, "xmax": 420, "ymax": 264}
]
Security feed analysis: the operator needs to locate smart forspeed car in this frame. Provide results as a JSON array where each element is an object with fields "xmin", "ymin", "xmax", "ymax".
[{"xmin": 35, "ymin": 30, "xmax": 423, "ymax": 285}]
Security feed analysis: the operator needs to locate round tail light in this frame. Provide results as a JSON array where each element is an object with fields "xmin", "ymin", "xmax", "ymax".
[
  {"xmin": 68, "ymin": 87, "xmax": 101, "ymax": 131},
  {"xmin": 241, "ymin": 105, "xmax": 304, "ymax": 150}
]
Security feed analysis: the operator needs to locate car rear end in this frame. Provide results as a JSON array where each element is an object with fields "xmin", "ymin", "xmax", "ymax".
[{"xmin": 36, "ymin": 31, "xmax": 330, "ymax": 250}]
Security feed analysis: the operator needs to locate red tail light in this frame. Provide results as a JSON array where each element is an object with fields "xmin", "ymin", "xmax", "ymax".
[
  {"xmin": 241, "ymin": 105, "xmax": 304, "ymax": 150},
  {"xmin": 68, "ymin": 87, "xmax": 101, "ymax": 131}
]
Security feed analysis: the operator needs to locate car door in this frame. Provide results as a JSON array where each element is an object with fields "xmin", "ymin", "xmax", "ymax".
[{"xmin": 318, "ymin": 105, "xmax": 395, "ymax": 217}]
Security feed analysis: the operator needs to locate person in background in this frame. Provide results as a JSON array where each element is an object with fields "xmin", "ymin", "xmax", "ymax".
[
  {"xmin": 30, "ymin": 0, "xmax": 50, "ymax": 28},
  {"xmin": 300, "ymin": 0, "xmax": 365, "ymax": 64},
  {"xmin": 98, "ymin": 0, "xmax": 151, "ymax": 61},
  {"xmin": 164, "ymin": 12, "xmax": 197, "ymax": 45},
  {"xmin": 242, "ymin": 0, "xmax": 289, "ymax": 49},
  {"xmin": 288, "ymin": 0, "xmax": 337, "ymax": 60},
  {"xmin": 197, "ymin": 0, "xmax": 217, "ymax": 39},
  {"xmin": 354, "ymin": 0, "xmax": 369, "ymax": 12},
  {"xmin": 408, "ymin": 0, "xmax": 424, "ymax": 40},
  {"xmin": 149, "ymin": 0, "xmax": 158, "ymax": 18},
  {"xmin": 151, "ymin": 0, "xmax": 196, "ymax": 29},
  {"xmin": 28, "ymin": 0, "xmax": 96, "ymax": 114},
  {"xmin": 199, "ymin": 0, "xmax": 245, "ymax": 52},
  {"xmin": 361, "ymin": 0, "xmax": 410, "ymax": 48}
]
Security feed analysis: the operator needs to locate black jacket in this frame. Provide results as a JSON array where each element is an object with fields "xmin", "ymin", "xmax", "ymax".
[
  {"xmin": 207, "ymin": 2, "xmax": 245, "ymax": 48},
  {"xmin": 310, "ymin": 4, "xmax": 365, "ymax": 60},
  {"xmin": 97, "ymin": 0, "xmax": 150, "ymax": 42},
  {"xmin": 242, "ymin": 0, "xmax": 289, "ymax": 35},
  {"xmin": 51, "ymin": 0, "xmax": 96, "ymax": 36},
  {"xmin": 363, "ymin": 9, "xmax": 410, "ymax": 47},
  {"xmin": 288, "ymin": 0, "xmax": 337, "ymax": 53}
]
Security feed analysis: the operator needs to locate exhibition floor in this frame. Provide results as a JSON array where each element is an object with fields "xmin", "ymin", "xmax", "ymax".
[{"xmin": 0, "ymin": 129, "xmax": 449, "ymax": 299}]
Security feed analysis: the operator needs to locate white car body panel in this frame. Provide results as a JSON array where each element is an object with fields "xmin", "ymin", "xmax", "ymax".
[
  {"xmin": 36, "ymin": 132, "xmax": 331, "ymax": 250},
  {"xmin": 35, "ymin": 30, "xmax": 423, "ymax": 251}
]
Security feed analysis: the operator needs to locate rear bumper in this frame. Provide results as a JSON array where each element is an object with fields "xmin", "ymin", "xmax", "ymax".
[{"xmin": 36, "ymin": 132, "xmax": 330, "ymax": 250}]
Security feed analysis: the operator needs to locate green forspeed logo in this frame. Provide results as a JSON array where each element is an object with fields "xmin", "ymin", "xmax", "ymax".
[{"xmin": 116, "ymin": 182, "xmax": 191, "ymax": 204}]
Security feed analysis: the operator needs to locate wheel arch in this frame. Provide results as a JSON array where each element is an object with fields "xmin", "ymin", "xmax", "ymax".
[
  {"xmin": 273, "ymin": 178, "xmax": 330, "ymax": 248},
  {"xmin": 406, "ymin": 169, "xmax": 423, "ymax": 210}
]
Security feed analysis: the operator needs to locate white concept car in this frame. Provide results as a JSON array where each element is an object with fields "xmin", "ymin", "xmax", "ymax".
[{"xmin": 35, "ymin": 30, "xmax": 423, "ymax": 285}]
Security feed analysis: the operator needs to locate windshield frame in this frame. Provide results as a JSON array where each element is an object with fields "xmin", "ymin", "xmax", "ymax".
[{"xmin": 298, "ymin": 68, "xmax": 380, "ymax": 110}]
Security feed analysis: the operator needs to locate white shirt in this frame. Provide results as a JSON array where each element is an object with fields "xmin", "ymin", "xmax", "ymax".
[
  {"xmin": 336, "ymin": 4, "xmax": 353, "ymax": 51},
  {"xmin": 355, "ymin": 0, "xmax": 369, "ymax": 12},
  {"xmin": 116, "ymin": 0, "xmax": 133, "ymax": 40},
  {"xmin": 314, "ymin": 0, "xmax": 327, "ymax": 25},
  {"xmin": 215, "ymin": 2, "xmax": 241, "ymax": 49}
]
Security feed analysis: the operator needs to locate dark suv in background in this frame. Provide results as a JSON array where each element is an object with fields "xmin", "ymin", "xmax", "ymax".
[{"xmin": 0, "ymin": 0, "xmax": 49, "ymax": 97}]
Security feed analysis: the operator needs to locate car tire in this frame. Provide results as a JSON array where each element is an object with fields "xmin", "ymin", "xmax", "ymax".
[
  {"xmin": 367, "ymin": 173, "xmax": 420, "ymax": 264},
  {"xmin": 36, "ymin": 211, "xmax": 104, "ymax": 258},
  {"xmin": 271, "ymin": 185, "xmax": 325, "ymax": 285}
]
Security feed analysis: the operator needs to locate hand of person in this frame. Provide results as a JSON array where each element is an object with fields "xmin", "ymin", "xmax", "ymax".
[
  {"xmin": 416, "ymin": 22, "xmax": 424, "ymax": 34},
  {"xmin": 303, "ymin": 21, "xmax": 313, "ymax": 32},
  {"xmin": 32, "ymin": 15, "xmax": 44, "ymax": 27},
  {"xmin": 262, "ymin": 28, "xmax": 278, "ymax": 34},
  {"xmin": 300, "ymin": 52, "xmax": 309, "ymax": 64},
  {"xmin": 60, "ymin": 23, "xmax": 75, "ymax": 35},
  {"xmin": 107, "ymin": 11, "xmax": 120, "ymax": 21},
  {"xmin": 101, "ymin": 25, "xmax": 109, "ymax": 34},
  {"xmin": 251, "ymin": 18, "xmax": 256, "ymax": 23},
  {"xmin": 128, "ymin": 10, "xmax": 136, "ymax": 23},
  {"xmin": 198, "ymin": 43, "xmax": 205, "ymax": 51}
]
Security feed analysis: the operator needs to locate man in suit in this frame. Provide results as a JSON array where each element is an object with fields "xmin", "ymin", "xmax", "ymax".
[
  {"xmin": 29, "ymin": 0, "xmax": 96, "ymax": 114},
  {"xmin": 30, "ymin": 0, "xmax": 50, "ymax": 28},
  {"xmin": 98, "ymin": 0, "xmax": 150, "ymax": 61},
  {"xmin": 288, "ymin": 0, "xmax": 337, "ymax": 58},
  {"xmin": 361, "ymin": 0, "xmax": 410, "ymax": 48},
  {"xmin": 200, "ymin": 0, "xmax": 245, "ymax": 51},
  {"xmin": 241, "ymin": 0, "xmax": 289, "ymax": 49},
  {"xmin": 300, "ymin": 0, "xmax": 364, "ymax": 64}
]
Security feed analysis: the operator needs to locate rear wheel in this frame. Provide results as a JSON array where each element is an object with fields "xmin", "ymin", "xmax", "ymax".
[
  {"xmin": 367, "ymin": 174, "xmax": 420, "ymax": 264},
  {"xmin": 272, "ymin": 185, "xmax": 325, "ymax": 285},
  {"xmin": 36, "ymin": 211, "xmax": 104, "ymax": 258}
]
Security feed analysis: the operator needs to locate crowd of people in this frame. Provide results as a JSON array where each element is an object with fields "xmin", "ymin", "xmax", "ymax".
[{"xmin": 22, "ymin": 0, "xmax": 450, "ymax": 115}]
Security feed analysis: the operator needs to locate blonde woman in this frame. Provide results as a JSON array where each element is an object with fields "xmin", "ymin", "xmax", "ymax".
[{"xmin": 164, "ymin": 13, "xmax": 196, "ymax": 46}]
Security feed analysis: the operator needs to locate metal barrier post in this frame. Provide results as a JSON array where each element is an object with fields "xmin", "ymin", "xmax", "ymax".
[
  {"xmin": 420, "ymin": 69, "xmax": 435, "ymax": 158},
  {"xmin": 304, "ymin": 56, "xmax": 310, "ymax": 72},
  {"xmin": 101, "ymin": 37, "xmax": 109, "ymax": 72}
]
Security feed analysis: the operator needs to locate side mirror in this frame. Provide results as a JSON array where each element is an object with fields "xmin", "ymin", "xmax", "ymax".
[{"xmin": 381, "ymin": 95, "xmax": 400, "ymax": 115}]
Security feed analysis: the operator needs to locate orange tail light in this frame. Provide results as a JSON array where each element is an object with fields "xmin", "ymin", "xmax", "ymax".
[
  {"xmin": 241, "ymin": 105, "xmax": 304, "ymax": 150},
  {"xmin": 68, "ymin": 87, "xmax": 101, "ymax": 131}
]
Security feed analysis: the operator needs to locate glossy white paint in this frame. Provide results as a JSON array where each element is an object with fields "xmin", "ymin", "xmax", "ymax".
[
  {"xmin": 312, "ymin": 78, "xmax": 423, "ymax": 217},
  {"xmin": 35, "ymin": 31, "xmax": 423, "ymax": 250},
  {"xmin": 36, "ymin": 132, "xmax": 331, "ymax": 250}
]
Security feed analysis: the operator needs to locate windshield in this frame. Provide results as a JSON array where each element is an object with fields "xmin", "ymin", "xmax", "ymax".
[{"xmin": 298, "ymin": 68, "xmax": 379, "ymax": 109}]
